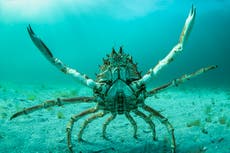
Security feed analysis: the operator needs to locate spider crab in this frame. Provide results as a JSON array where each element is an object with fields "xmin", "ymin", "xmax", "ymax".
[{"xmin": 11, "ymin": 5, "xmax": 217, "ymax": 153}]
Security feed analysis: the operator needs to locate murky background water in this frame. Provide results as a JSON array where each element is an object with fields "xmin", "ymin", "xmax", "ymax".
[
  {"xmin": 0, "ymin": 0, "xmax": 229, "ymax": 87},
  {"xmin": 0, "ymin": 1, "xmax": 230, "ymax": 153}
]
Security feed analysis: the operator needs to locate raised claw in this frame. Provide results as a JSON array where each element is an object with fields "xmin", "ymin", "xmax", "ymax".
[
  {"xmin": 135, "ymin": 5, "xmax": 196, "ymax": 86},
  {"xmin": 189, "ymin": 5, "xmax": 196, "ymax": 19},
  {"xmin": 27, "ymin": 24, "xmax": 54, "ymax": 58},
  {"xmin": 179, "ymin": 5, "xmax": 196, "ymax": 45},
  {"xmin": 27, "ymin": 25, "xmax": 99, "ymax": 89}
]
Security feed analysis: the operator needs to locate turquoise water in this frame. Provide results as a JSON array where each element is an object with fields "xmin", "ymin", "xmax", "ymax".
[
  {"xmin": 0, "ymin": 1, "xmax": 230, "ymax": 153},
  {"xmin": 0, "ymin": 1, "xmax": 229, "ymax": 86}
]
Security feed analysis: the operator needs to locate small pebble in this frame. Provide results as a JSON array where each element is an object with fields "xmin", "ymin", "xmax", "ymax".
[
  {"xmin": 201, "ymin": 128, "xmax": 208, "ymax": 134},
  {"xmin": 201, "ymin": 146, "xmax": 208, "ymax": 151},
  {"xmin": 218, "ymin": 137, "xmax": 224, "ymax": 143}
]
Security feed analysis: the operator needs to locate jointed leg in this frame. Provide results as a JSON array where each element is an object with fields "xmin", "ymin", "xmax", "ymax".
[
  {"xmin": 102, "ymin": 114, "xmax": 116, "ymax": 139},
  {"xmin": 78, "ymin": 112, "xmax": 107, "ymax": 141},
  {"xmin": 66, "ymin": 106, "xmax": 98, "ymax": 153},
  {"xmin": 10, "ymin": 97, "xmax": 95, "ymax": 120},
  {"xmin": 125, "ymin": 112, "xmax": 138, "ymax": 138},
  {"xmin": 137, "ymin": 5, "xmax": 196, "ymax": 85},
  {"xmin": 146, "ymin": 65, "xmax": 218, "ymax": 97},
  {"xmin": 134, "ymin": 110, "xmax": 156, "ymax": 140},
  {"xmin": 27, "ymin": 25, "xmax": 98, "ymax": 89},
  {"xmin": 142, "ymin": 104, "xmax": 175, "ymax": 153}
]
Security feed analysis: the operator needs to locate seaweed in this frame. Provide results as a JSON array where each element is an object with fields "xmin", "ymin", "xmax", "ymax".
[
  {"xmin": 186, "ymin": 119, "xmax": 201, "ymax": 127},
  {"xmin": 57, "ymin": 111, "xmax": 65, "ymax": 119},
  {"xmin": 218, "ymin": 116, "xmax": 227, "ymax": 125},
  {"xmin": 204, "ymin": 105, "xmax": 212, "ymax": 115},
  {"xmin": 26, "ymin": 94, "xmax": 37, "ymax": 101},
  {"xmin": 0, "ymin": 106, "xmax": 8, "ymax": 119},
  {"xmin": 54, "ymin": 89, "xmax": 79, "ymax": 98},
  {"xmin": 0, "ymin": 112, "xmax": 7, "ymax": 119},
  {"xmin": 70, "ymin": 89, "xmax": 78, "ymax": 96},
  {"xmin": 205, "ymin": 116, "xmax": 212, "ymax": 123},
  {"xmin": 54, "ymin": 90, "xmax": 69, "ymax": 98}
]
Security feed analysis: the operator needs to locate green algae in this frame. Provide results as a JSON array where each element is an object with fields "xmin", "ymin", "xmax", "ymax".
[
  {"xmin": 204, "ymin": 105, "xmax": 212, "ymax": 115},
  {"xmin": 186, "ymin": 119, "xmax": 201, "ymax": 127},
  {"xmin": 26, "ymin": 94, "xmax": 37, "ymax": 101},
  {"xmin": 54, "ymin": 89, "xmax": 79, "ymax": 98},
  {"xmin": 57, "ymin": 111, "xmax": 65, "ymax": 119},
  {"xmin": 0, "ymin": 112, "xmax": 7, "ymax": 119},
  {"xmin": 205, "ymin": 116, "xmax": 212, "ymax": 123},
  {"xmin": 218, "ymin": 116, "xmax": 227, "ymax": 125},
  {"xmin": 0, "ymin": 106, "xmax": 8, "ymax": 119}
]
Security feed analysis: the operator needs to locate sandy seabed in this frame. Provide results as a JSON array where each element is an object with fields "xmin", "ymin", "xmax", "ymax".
[{"xmin": 0, "ymin": 82, "xmax": 229, "ymax": 153}]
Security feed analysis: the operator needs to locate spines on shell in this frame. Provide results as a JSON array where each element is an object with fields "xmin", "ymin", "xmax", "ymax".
[{"xmin": 96, "ymin": 47, "xmax": 141, "ymax": 83}]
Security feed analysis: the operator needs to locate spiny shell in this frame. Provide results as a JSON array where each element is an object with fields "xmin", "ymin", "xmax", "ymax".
[{"xmin": 96, "ymin": 47, "xmax": 141, "ymax": 84}]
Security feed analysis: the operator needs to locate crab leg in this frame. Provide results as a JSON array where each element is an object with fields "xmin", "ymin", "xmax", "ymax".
[
  {"xmin": 10, "ymin": 97, "xmax": 95, "ymax": 120},
  {"xmin": 146, "ymin": 65, "xmax": 217, "ymax": 97},
  {"xmin": 66, "ymin": 106, "xmax": 98, "ymax": 153},
  {"xmin": 78, "ymin": 111, "xmax": 107, "ymax": 141},
  {"xmin": 125, "ymin": 112, "xmax": 138, "ymax": 138},
  {"xmin": 134, "ymin": 109, "xmax": 156, "ymax": 140},
  {"xmin": 27, "ymin": 25, "xmax": 99, "ymax": 89},
  {"xmin": 142, "ymin": 104, "xmax": 175, "ymax": 153},
  {"xmin": 136, "ymin": 5, "xmax": 196, "ymax": 86},
  {"xmin": 102, "ymin": 114, "xmax": 117, "ymax": 139}
]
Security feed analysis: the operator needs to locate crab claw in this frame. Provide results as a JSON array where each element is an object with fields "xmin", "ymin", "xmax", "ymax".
[
  {"xmin": 27, "ymin": 24, "xmax": 54, "ymax": 58},
  {"xmin": 27, "ymin": 25, "xmax": 99, "ymax": 89},
  {"xmin": 179, "ymin": 4, "xmax": 196, "ymax": 45},
  {"xmin": 134, "ymin": 5, "xmax": 197, "ymax": 87}
]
